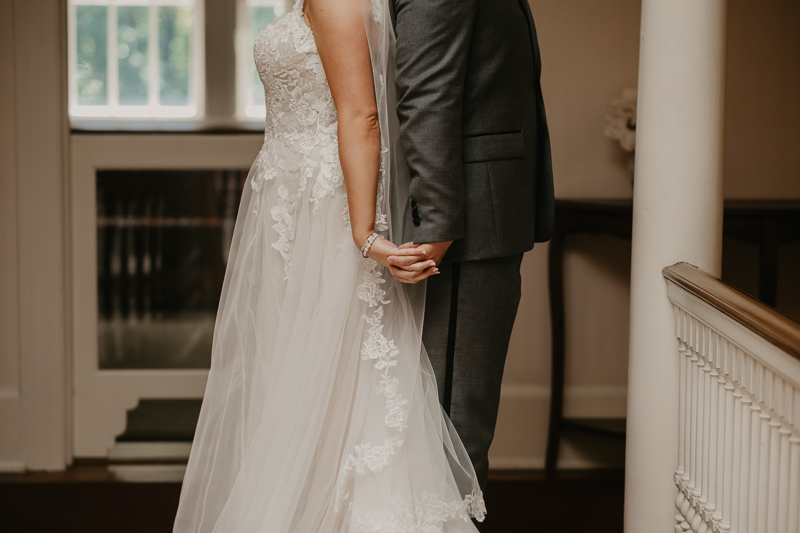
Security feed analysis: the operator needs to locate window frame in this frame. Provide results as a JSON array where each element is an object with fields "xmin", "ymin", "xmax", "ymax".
[
  {"xmin": 67, "ymin": 0, "xmax": 206, "ymax": 125},
  {"xmin": 67, "ymin": 0, "xmax": 295, "ymax": 131}
]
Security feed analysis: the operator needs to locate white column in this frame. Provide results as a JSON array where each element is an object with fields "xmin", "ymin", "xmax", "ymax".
[
  {"xmin": 0, "ymin": 0, "xmax": 71, "ymax": 471},
  {"xmin": 625, "ymin": 0, "xmax": 727, "ymax": 530}
]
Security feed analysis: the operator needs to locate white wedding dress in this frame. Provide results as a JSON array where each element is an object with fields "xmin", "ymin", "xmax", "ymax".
[{"xmin": 173, "ymin": 1, "xmax": 485, "ymax": 531}]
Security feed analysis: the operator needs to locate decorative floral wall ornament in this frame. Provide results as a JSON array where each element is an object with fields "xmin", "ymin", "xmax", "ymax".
[{"xmin": 604, "ymin": 87, "xmax": 637, "ymax": 187}]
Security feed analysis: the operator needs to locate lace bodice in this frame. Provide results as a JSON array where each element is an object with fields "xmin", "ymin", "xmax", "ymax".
[
  {"xmin": 254, "ymin": 1, "xmax": 337, "ymax": 149},
  {"xmin": 251, "ymin": 0, "xmax": 345, "ymax": 280}
]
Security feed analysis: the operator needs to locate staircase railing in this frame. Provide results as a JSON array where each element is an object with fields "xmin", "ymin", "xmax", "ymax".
[{"xmin": 664, "ymin": 262, "xmax": 800, "ymax": 533}]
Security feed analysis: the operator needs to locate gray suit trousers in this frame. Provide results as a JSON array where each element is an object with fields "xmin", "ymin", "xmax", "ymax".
[{"xmin": 422, "ymin": 253, "xmax": 523, "ymax": 491}]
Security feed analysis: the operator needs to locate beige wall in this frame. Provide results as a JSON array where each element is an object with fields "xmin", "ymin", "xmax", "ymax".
[
  {"xmin": 490, "ymin": 0, "xmax": 800, "ymax": 468},
  {"xmin": 725, "ymin": 0, "xmax": 800, "ymax": 198}
]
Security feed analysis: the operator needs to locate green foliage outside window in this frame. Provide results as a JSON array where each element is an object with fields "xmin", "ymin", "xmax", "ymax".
[
  {"xmin": 76, "ymin": 5, "xmax": 108, "ymax": 105},
  {"xmin": 160, "ymin": 6, "xmax": 192, "ymax": 106},
  {"xmin": 118, "ymin": 6, "xmax": 149, "ymax": 105}
]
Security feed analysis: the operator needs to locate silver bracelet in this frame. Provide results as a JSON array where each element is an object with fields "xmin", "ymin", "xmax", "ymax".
[{"xmin": 360, "ymin": 232, "xmax": 380, "ymax": 258}]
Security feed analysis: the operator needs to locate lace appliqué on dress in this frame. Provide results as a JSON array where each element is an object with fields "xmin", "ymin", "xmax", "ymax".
[
  {"xmin": 252, "ymin": 5, "xmax": 342, "ymax": 276},
  {"xmin": 271, "ymin": 185, "xmax": 296, "ymax": 281},
  {"xmin": 335, "ymin": 258, "xmax": 487, "ymax": 527},
  {"xmin": 349, "ymin": 489, "xmax": 487, "ymax": 533},
  {"xmin": 335, "ymin": 258, "xmax": 409, "ymax": 508}
]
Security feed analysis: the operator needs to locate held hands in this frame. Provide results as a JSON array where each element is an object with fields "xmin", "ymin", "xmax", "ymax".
[
  {"xmin": 355, "ymin": 231, "xmax": 450, "ymax": 284},
  {"xmin": 365, "ymin": 237, "xmax": 438, "ymax": 284},
  {"xmin": 386, "ymin": 241, "xmax": 452, "ymax": 284}
]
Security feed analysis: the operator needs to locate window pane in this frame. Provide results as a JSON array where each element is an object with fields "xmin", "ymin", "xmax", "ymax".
[
  {"xmin": 118, "ymin": 6, "xmax": 149, "ymax": 106},
  {"xmin": 76, "ymin": 5, "xmax": 108, "ymax": 105},
  {"xmin": 159, "ymin": 6, "xmax": 192, "ymax": 106},
  {"xmin": 97, "ymin": 170, "xmax": 245, "ymax": 369}
]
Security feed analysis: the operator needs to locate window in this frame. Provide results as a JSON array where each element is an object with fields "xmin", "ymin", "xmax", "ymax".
[
  {"xmin": 67, "ymin": 0, "xmax": 293, "ymax": 127},
  {"xmin": 68, "ymin": 0, "xmax": 204, "ymax": 119},
  {"xmin": 236, "ymin": 0, "xmax": 288, "ymax": 120}
]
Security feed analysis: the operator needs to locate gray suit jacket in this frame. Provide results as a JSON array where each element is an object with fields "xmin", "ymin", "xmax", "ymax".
[{"xmin": 391, "ymin": 0, "xmax": 554, "ymax": 263}]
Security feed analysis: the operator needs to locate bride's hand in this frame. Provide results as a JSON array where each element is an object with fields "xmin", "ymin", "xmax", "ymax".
[{"xmin": 367, "ymin": 237, "xmax": 437, "ymax": 284}]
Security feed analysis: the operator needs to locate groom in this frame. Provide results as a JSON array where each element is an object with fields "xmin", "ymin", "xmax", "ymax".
[{"xmin": 387, "ymin": 0, "xmax": 554, "ymax": 492}]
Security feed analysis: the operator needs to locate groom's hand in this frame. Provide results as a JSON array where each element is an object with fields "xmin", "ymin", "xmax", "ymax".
[
  {"xmin": 408, "ymin": 241, "xmax": 452, "ymax": 267},
  {"xmin": 387, "ymin": 241, "xmax": 452, "ymax": 283}
]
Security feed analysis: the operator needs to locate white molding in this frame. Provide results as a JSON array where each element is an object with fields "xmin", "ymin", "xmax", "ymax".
[
  {"xmin": 0, "ymin": 0, "xmax": 72, "ymax": 471},
  {"xmin": 70, "ymin": 134, "xmax": 261, "ymax": 458},
  {"xmin": 0, "ymin": 460, "xmax": 26, "ymax": 473},
  {"xmin": 0, "ymin": 388, "xmax": 19, "ymax": 401},
  {"xmin": 109, "ymin": 441, "xmax": 193, "ymax": 460}
]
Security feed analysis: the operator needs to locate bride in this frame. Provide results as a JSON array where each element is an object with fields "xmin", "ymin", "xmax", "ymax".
[{"xmin": 173, "ymin": 0, "xmax": 486, "ymax": 531}]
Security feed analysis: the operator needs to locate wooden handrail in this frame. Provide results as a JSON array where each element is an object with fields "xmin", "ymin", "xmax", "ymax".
[{"xmin": 663, "ymin": 262, "xmax": 800, "ymax": 360}]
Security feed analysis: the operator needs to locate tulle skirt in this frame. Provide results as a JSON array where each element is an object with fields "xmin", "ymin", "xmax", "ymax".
[{"xmin": 173, "ymin": 136, "xmax": 485, "ymax": 533}]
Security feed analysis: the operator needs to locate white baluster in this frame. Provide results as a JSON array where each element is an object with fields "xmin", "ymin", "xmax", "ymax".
[
  {"xmin": 685, "ymin": 337, "xmax": 694, "ymax": 488},
  {"xmin": 678, "ymin": 337, "xmax": 687, "ymax": 481},
  {"xmin": 702, "ymin": 357, "xmax": 714, "ymax": 521},
  {"xmin": 696, "ymin": 348, "xmax": 707, "ymax": 501},
  {"xmin": 788, "ymin": 436, "xmax": 800, "ymax": 533},
  {"xmin": 682, "ymin": 339, "xmax": 695, "ymax": 522},
  {"xmin": 748, "ymin": 401, "xmax": 762, "ymax": 532},
  {"xmin": 714, "ymin": 370, "xmax": 727, "ymax": 524},
  {"xmin": 720, "ymin": 379, "xmax": 735, "ymax": 530},
  {"xmin": 731, "ymin": 385, "xmax": 742, "ymax": 533},
  {"xmin": 690, "ymin": 340, "xmax": 700, "ymax": 493},
  {"xmin": 738, "ymin": 391, "xmax": 752, "ymax": 532},
  {"xmin": 767, "ymin": 418, "xmax": 781, "ymax": 532},
  {"xmin": 708, "ymin": 362, "xmax": 720, "ymax": 521},
  {"xmin": 757, "ymin": 410, "xmax": 772, "ymax": 533},
  {"xmin": 778, "ymin": 426, "xmax": 791, "ymax": 533}
]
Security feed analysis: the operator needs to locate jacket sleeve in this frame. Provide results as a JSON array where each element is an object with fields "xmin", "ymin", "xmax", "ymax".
[{"xmin": 393, "ymin": 0, "xmax": 478, "ymax": 244}]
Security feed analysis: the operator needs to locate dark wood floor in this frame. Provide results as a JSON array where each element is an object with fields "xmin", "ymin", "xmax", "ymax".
[{"xmin": 0, "ymin": 466, "xmax": 623, "ymax": 533}]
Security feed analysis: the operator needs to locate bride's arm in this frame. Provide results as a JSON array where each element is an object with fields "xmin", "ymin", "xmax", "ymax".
[
  {"xmin": 306, "ymin": 0, "xmax": 437, "ymax": 281},
  {"xmin": 304, "ymin": 0, "xmax": 377, "ymax": 248}
]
